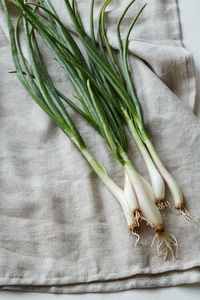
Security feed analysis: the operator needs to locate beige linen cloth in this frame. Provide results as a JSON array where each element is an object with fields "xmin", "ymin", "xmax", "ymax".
[{"xmin": 0, "ymin": 0, "xmax": 200, "ymax": 293}]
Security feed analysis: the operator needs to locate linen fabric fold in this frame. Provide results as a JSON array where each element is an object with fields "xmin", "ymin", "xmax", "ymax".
[{"xmin": 0, "ymin": 0, "xmax": 199, "ymax": 293}]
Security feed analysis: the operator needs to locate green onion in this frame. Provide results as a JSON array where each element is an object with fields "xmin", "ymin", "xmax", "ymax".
[{"xmin": 4, "ymin": 0, "xmax": 182, "ymax": 260}]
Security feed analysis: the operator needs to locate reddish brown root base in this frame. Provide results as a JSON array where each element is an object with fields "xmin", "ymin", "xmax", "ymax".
[
  {"xmin": 151, "ymin": 231, "xmax": 178, "ymax": 261},
  {"xmin": 175, "ymin": 204, "xmax": 200, "ymax": 225},
  {"xmin": 154, "ymin": 224, "xmax": 164, "ymax": 233},
  {"xmin": 128, "ymin": 225, "xmax": 138, "ymax": 233},
  {"xmin": 175, "ymin": 204, "xmax": 186, "ymax": 211},
  {"xmin": 156, "ymin": 199, "xmax": 170, "ymax": 210},
  {"xmin": 132, "ymin": 209, "xmax": 141, "ymax": 228}
]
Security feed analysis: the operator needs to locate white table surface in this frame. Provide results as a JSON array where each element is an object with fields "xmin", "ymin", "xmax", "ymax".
[{"xmin": 1, "ymin": 0, "xmax": 200, "ymax": 299}]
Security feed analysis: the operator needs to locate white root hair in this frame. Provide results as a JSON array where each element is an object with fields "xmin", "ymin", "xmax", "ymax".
[
  {"xmin": 177, "ymin": 206, "xmax": 200, "ymax": 226},
  {"xmin": 128, "ymin": 209, "xmax": 141, "ymax": 247},
  {"xmin": 157, "ymin": 200, "xmax": 170, "ymax": 210},
  {"xmin": 131, "ymin": 231, "xmax": 140, "ymax": 247},
  {"xmin": 151, "ymin": 231, "xmax": 178, "ymax": 261}
]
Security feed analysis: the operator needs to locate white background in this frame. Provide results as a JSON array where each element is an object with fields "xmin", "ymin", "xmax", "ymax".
[{"xmin": 1, "ymin": 0, "xmax": 200, "ymax": 299}]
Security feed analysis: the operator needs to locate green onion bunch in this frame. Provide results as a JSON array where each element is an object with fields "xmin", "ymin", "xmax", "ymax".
[{"xmin": 3, "ymin": 0, "xmax": 197, "ymax": 260}]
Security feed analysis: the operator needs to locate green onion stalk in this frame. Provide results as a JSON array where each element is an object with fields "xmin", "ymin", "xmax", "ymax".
[{"xmin": 3, "ymin": 0, "xmax": 180, "ymax": 259}]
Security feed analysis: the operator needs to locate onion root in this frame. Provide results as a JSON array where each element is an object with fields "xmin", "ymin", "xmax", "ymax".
[
  {"xmin": 156, "ymin": 199, "xmax": 170, "ymax": 210},
  {"xmin": 176, "ymin": 205, "xmax": 200, "ymax": 225},
  {"xmin": 151, "ymin": 231, "xmax": 178, "ymax": 261}
]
